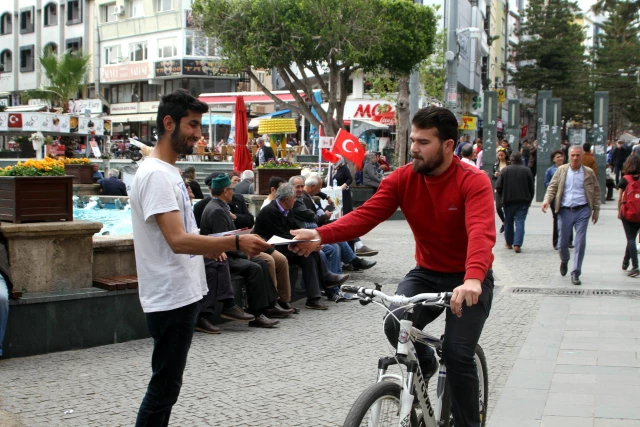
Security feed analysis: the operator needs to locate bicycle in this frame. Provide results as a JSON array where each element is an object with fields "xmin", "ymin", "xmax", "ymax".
[{"xmin": 340, "ymin": 284, "xmax": 488, "ymax": 427}]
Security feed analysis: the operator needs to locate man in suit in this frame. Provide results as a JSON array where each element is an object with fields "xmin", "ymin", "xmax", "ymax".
[
  {"xmin": 234, "ymin": 170, "xmax": 254, "ymax": 195},
  {"xmin": 194, "ymin": 173, "xmax": 254, "ymax": 229},
  {"xmin": 254, "ymin": 137, "xmax": 276, "ymax": 167},
  {"xmin": 200, "ymin": 175, "xmax": 293, "ymax": 327},
  {"xmin": 253, "ymin": 183, "xmax": 350, "ymax": 310}
]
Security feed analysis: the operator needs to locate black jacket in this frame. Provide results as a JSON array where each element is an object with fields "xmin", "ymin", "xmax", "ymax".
[
  {"xmin": 188, "ymin": 180, "xmax": 204, "ymax": 200},
  {"xmin": 200, "ymin": 197, "xmax": 247, "ymax": 259},
  {"xmin": 100, "ymin": 177, "xmax": 128, "ymax": 196},
  {"xmin": 496, "ymin": 164, "xmax": 535, "ymax": 205},
  {"xmin": 253, "ymin": 199, "xmax": 298, "ymax": 240},
  {"xmin": 254, "ymin": 146, "xmax": 276, "ymax": 166},
  {"xmin": 193, "ymin": 194, "xmax": 254, "ymax": 230},
  {"xmin": 612, "ymin": 145, "xmax": 631, "ymax": 167}
]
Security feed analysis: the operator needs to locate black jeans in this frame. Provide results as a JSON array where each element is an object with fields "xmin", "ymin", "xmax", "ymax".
[
  {"xmin": 622, "ymin": 219, "xmax": 640, "ymax": 269},
  {"xmin": 384, "ymin": 267, "xmax": 494, "ymax": 427},
  {"xmin": 227, "ymin": 256, "xmax": 278, "ymax": 314},
  {"xmin": 136, "ymin": 300, "xmax": 201, "ymax": 427}
]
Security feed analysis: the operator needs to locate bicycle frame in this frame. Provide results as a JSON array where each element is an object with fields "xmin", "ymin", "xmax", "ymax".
[{"xmin": 371, "ymin": 310, "xmax": 446, "ymax": 427}]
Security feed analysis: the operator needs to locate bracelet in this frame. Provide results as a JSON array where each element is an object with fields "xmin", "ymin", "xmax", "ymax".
[{"xmin": 235, "ymin": 234, "xmax": 240, "ymax": 250}]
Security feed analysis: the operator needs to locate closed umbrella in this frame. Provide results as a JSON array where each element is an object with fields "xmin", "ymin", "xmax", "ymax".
[{"xmin": 233, "ymin": 96, "xmax": 252, "ymax": 173}]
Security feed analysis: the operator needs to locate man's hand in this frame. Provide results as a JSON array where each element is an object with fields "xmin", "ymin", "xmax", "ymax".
[
  {"xmin": 289, "ymin": 229, "xmax": 322, "ymax": 256},
  {"xmin": 592, "ymin": 212, "xmax": 599, "ymax": 224},
  {"xmin": 324, "ymin": 210, "xmax": 333, "ymax": 218},
  {"xmin": 541, "ymin": 201, "xmax": 549, "ymax": 213},
  {"xmin": 238, "ymin": 234, "xmax": 270, "ymax": 258},
  {"xmin": 217, "ymin": 252, "xmax": 227, "ymax": 262},
  {"xmin": 230, "ymin": 212, "xmax": 237, "ymax": 221},
  {"xmin": 450, "ymin": 279, "xmax": 483, "ymax": 318},
  {"xmin": 327, "ymin": 197, "xmax": 335, "ymax": 206},
  {"xmin": 341, "ymin": 183, "xmax": 348, "ymax": 190}
]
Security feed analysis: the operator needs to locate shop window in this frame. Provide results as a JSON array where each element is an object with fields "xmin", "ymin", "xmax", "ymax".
[
  {"xmin": 20, "ymin": 7, "xmax": 34, "ymax": 34},
  {"xmin": 66, "ymin": 37, "xmax": 82, "ymax": 54},
  {"xmin": 185, "ymin": 31, "xmax": 217, "ymax": 57},
  {"xmin": 44, "ymin": 3, "xmax": 58, "ymax": 27},
  {"xmin": 102, "ymin": 3, "xmax": 118, "ymax": 23},
  {"xmin": 130, "ymin": 0, "xmax": 144, "ymax": 18},
  {"xmin": 44, "ymin": 43, "xmax": 58, "ymax": 55},
  {"xmin": 158, "ymin": 37, "xmax": 177, "ymax": 58},
  {"xmin": 67, "ymin": 0, "xmax": 82, "ymax": 25},
  {"xmin": 141, "ymin": 82, "xmax": 159, "ymax": 102},
  {"xmin": 104, "ymin": 45, "xmax": 121, "ymax": 64},
  {"xmin": 157, "ymin": 0, "xmax": 173, "ymax": 13},
  {"xmin": 129, "ymin": 42, "xmax": 148, "ymax": 62},
  {"xmin": 0, "ymin": 13, "xmax": 11, "ymax": 35},
  {"xmin": 0, "ymin": 50, "xmax": 12, "ymax": 73},
  {"xmin": 20, "ymin": 45, "xmax": 35, "ymax": 73}
]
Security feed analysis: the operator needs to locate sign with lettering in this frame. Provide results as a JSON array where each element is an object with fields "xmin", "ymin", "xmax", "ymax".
[
  {"xmin": 22, "ymin": 113, "xmax": 43, "ymax": 131},
  {"xmin": 155, "ymin": 60, "xmax": 182, "ymax": 77},
  {"xmin": 0, "ymin": 113, "xmax": 8, "ymax": 131},
  {"xmin": 182, "ymin": 59, "xmax": 236, "ymax": 77},
  {"xmin": 458, "ymin": 116, "xmax": 477, "ymax": 130},
  {"xmin": 110, "ymin": 103, "xmax": 138, "ymax": 114},
  {"xmin": 139, "ymin": 102, "xmax": 159, "ymax": 114},
  {"xmin": 101, "ymin": 63, "xmax": 153, "ymax": 82},
  {"xmin": 69, "ymin": 99, "xmax": 103, "ymax": 114}
]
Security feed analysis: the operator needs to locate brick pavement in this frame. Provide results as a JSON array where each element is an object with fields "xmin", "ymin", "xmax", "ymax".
[{"xmin": 0, "ymin": 206, "xmax": 595, "ymax": 426}]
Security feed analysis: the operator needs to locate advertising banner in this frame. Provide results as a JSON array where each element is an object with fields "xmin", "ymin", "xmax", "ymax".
[{"xmin": 0, "ymin": 113, "xmax": 7, "ymax": 131}]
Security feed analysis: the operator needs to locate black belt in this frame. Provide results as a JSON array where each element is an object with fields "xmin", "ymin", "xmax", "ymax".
[{"xmin": 561, "ymin": 204, "xmax": 588, "ymax": 211}]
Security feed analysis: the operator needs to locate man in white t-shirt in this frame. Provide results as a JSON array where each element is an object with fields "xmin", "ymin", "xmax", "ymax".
[
  {"xmin": 460, "ymin": 143, "xmax": 478, "ymax": 168},
  {"xmin": 130, "ymin": 89, "xmax": 270, "ymax": 426}
]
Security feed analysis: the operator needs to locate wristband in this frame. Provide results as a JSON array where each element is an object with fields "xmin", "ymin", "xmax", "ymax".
[{"xmin": 235, "ymin": 234, "xmax": 240, "ymax": 250}]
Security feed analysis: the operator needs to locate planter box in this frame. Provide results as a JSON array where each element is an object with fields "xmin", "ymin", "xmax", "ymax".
[
  {"xmin": 0, "ymin": 152, "xmax": 21, "ymax": 159},
  {"xmin": 64, "ymin": 164, "xmax": 94, "ymax": 184},
  {"xmin": 254, "ymin": 168, "xmax": 302, "ymax": 195},
  {"xmin": 0, "ymin": 176, "xmax": 73, "ymax": 223}
]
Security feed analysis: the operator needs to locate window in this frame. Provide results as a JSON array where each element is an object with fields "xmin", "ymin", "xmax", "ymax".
[
  {"xmin": 130, "ymin": 0, "xmax": 144, "ymax": 18},
  {"xmin": 44, "ymin": 3, "xmax": 58, "ymax": 26},
  {"xmin": 67, "ymin": 0, "xmax": 82, "ymax": 24},
  {"xmin": 66, "ymin": 37, "xmax": 82, "ymax": 53},
  {"xmin": 185, "ymin": 31, "xmax": 218, "ymax": 57},
  {"xmin": 157, "ymin": 0, "xmax": 173, "ymax": 12},
  {"xmin": 44, "ymin": 43, "xmax": 58, "ymax": 55},
  {"xmin": 102, "ymin": 3, "xmax": 118, "ymax": 23},
  {"xmin": 0, "ymin": 13, "xmax": 11, "ymax": 35},
  {"xmin": 104, "ymin": 45, "xmax": 122, "ymax": 64},
  {"xmin": 158, "ymin": 37, "xmax": 177, "ymax": 58},
  {"xmin": 0, "ymin": 50, "xmax": 12, "ymax": 73},
  {"xmin": 129, "ymin": 42, "xmax": 148, "ymax": 62},
  {"xmin": 20, "ymin": 8, "xmax": 34, "ymax": 34},
  {"xmin": 20, "ymin": 45, "xmax": 34, "ymax": 72}
]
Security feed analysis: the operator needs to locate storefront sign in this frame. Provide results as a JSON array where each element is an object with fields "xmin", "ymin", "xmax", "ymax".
[
  {"xmin": 209, "ymin": 103, "xmax": 233, "ymax": 113},
  {"xmin": 182, "ymin": 59, "xmax": 235, "ymax": 77},
  {"xmin": 52, "ymin": 115, "xmax": 70, "ymax": 133},
  {"xmin": 79, "ymin": 118, "xmax": 104, "ymax": 136},
  {"xmin": 101, "ymin": 63, "xmax": 153, "ymax": 83},
  {"xmin": 335, "ymin": 101, "xmax": 395, "ymax": 120},
  {"xmin": 458, "ymin": 116, "xmax": 477, "ymax": 131},
  {"xmin": 110, "ymin": 103, "xmax": 139, "ymax": 114},
  {"xmin": 155, "ymin": 60, "xmax": 182, "ymax": 77},
  {"xmin": 0, "ymin": 113, "xmax": 7, "ymax": 131},
  {"xmin": 69, "ymin": 99, "xmax": 103, "ymax": 114},
  {"xmin": 22, "ymin": 113, "xmax": 44, "ymax": 132},
  {"xmin": 0, "ymin": 112, "xmax": 103, "ymax": 135},
  {"xmin": 139, "ymin": 102, "xmax": 159, "ymax": 113}
]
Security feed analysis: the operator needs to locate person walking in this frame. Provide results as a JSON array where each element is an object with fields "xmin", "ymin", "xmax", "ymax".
[
  {"xmin": 617, "ymin": 154, "xmax": 640, "ymax": 277},
  {"xmin": 545, "ymin": 150, "xmax": 573, "ymax": 250},
  {"xmin": 528, "ymin": 140, "xmax": 538, "ymax": 179},
  {"xmin": 493, "ymin": 147, "xmax": 510, "ymax": 233},
  {"xmin": 542, "ymin": 145, "xmax": 601, "ymax": 286},
  {"xmin": 612, "ymin": 139, "xmax": 631, "ymax": 186},
  {"xmin": 496, "ymin": 152, "xmax": 534, "ymax": 253}
]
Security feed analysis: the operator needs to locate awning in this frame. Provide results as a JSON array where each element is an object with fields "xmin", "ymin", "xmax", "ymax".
[
  {"xmin": 201, "ymin": 114, "xmax": 232, "ymax": 126},
  {"xmin": 102, "ymin": 114, "xmax": 156, "ymax": 123},
  {"xmin": 5, "ymin": 105, "xmax": 48, "ymax": 112},
  {"xmin": 351, "ymin": 119, "xmax": 389, "ymax": 129},
  {"xmin": 199, "ymin": 90, "xmax": 304, "ymax": 105},
  {"xmin": 248, "ymin": 109, "xmax": 291, "ymax": 128}
]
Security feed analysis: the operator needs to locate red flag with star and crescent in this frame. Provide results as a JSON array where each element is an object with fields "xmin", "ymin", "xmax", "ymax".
[{"xmin": 331, "ymin": 129, "xmax": 365, "ymax": 169}]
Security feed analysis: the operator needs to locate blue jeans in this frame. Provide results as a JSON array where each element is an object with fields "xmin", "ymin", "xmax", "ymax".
[
  {"xmin": 136, "ymin": 300, "xmax": 201, "ymax": 427},
  {"xmin": 336, "ymin": 241, "xmax": 357, "ymax": 264},
  {"xmin": 0, "ymin": 276, "xmax": 7, "ymax": 357},
  {"xmin": 503, "ymin": 203, "xmax": 529, "ymax": 247},
  {"xmin": 320, "ymin": 246, "xmax": 341, "ymax": 297}
]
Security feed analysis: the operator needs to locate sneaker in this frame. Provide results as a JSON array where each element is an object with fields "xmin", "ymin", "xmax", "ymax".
[
  {"xmin": 341, "ymin": 292, "xmax": 360, "ymax": 301},
  {"xmin": 628, "ymin": 268, "xmax": 639, "ymax": 277},
  {"xmin": 355, "ymin": 245, "xmax": 379, "ymax": 257},
  {"xmin": 195, "ymin": 317, "xmax": 221, "ymax": 334},
  {"xmin": 329, "ymin": 293, "xmax": 347, "ymax": 303},
  {"xmin": 623, "ymin": 259, "xmax": 630, "ymax": 270}
]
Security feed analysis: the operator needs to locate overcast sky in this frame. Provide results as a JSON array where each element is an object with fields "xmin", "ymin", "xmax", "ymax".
[{"xmin": 577, "ymin": 0, "xmax": 597, "ymax": 13}]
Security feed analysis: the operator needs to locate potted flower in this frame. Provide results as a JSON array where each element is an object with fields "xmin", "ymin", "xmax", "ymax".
[
  {"xmin": 254, "ymin": 158, "xmax": 302, "ymax": 195},
  {"xmin": 0, "ymin": 158, "xmax": 73, "ymax": 223},
  {"xmin": 63, "ymin": 157, "xmax": 93, "ymax": 184}
]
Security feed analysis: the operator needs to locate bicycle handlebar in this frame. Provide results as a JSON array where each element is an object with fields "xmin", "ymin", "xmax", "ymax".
[{"xmin": 341, "ymin": 285, "xmax": 452, "ymax": 307}]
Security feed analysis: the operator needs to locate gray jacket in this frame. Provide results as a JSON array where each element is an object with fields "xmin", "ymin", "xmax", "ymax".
[{"xmin": 363, "ymin": 162, "xmax": 383, "ymax": 188}]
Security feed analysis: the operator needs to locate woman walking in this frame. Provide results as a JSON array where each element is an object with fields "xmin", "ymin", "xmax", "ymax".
[
  {"xmin": 330, "ymin": 157, "xmax": 354, "ymax": 214},
  {"xmin": 545, "ymin": 150, "xmax": 566, "ymax": 249},
  {"xmin": 618, "ymin": 154, "xmax": 640, "ymax": 277},
  {"xmin": 493, "ymin": 147, "xmax": 510, "ymax": 233}
]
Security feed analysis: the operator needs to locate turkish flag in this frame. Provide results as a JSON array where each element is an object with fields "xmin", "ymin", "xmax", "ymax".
[
  {"xmin": 8, "ymin": 114, "xmax": 22, "ymax": 128},
  {"xmin": 331, "ymin": 129, "xmax": 365, "ymax": 169}
]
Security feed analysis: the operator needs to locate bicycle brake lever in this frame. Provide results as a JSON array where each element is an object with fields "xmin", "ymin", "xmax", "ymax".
[
  {"xmin": 359, "ymin": 297, "xmax": 373, "ymax": 306},
  {"xmin": 374, "ymin": 282, "xmax": 382, "ymax": 292}
]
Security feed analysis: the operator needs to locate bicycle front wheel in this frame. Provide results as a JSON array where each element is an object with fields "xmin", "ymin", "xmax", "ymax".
[{"xmin": 343, "ymin": 381, "xmax": 418, "ymax": 427}]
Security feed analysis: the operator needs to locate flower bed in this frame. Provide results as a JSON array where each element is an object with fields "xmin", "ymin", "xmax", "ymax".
[{"xmin": 63, "ymin": 157, "xmax": 93, "ymax": 184}]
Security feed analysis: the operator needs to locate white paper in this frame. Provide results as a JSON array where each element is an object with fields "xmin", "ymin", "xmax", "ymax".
[
  {"xmin": 208, "ymin": 228, "xmax": 252, "ymax": 237},
  {"xmin": 266, "ymin": 235, "xmax": 320, "ymax": 245}
]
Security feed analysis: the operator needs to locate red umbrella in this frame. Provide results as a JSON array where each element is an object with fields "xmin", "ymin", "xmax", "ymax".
[{"xmin": 233, "ymin": 96, "xmax": 252, "ymax": 173}]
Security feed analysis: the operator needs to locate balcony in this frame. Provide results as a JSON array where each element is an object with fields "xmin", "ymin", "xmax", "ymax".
[{"xmin": 99, "ymin": 12, "xmax": 182, "ymax": 41}]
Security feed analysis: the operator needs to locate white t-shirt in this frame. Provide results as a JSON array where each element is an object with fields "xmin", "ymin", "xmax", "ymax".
[{"xmin": 129, "ymin": 158, "xmax": 207, "ymax": 313}]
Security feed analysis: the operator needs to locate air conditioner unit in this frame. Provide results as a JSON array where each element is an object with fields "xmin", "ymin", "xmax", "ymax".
[{"xmin": 113, "ymin": 5, "xmax": 125, "ymax": 15}]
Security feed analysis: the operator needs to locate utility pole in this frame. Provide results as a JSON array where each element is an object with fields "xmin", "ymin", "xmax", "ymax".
[{"xmin": 444, "ymin": 0, "xmax": 459, "ymax": 117}]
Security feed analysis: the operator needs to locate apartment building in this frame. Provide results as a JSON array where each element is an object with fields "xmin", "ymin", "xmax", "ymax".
[
  {"xmin": 0, "ymin": 0, "xmax": 96, "ymax": 108},
  {"xmin": 96, "ymin": 0, "xmax": 244, "ymax": 138}
]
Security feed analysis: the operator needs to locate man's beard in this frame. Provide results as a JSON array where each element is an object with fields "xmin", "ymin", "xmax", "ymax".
[
  {"xmin": 412, "ymin": 145, "xmax": 445, "ymax": 175},
  {"xmin": 170, "ymin": 127, "xmax": 195, "ymax": 155}
]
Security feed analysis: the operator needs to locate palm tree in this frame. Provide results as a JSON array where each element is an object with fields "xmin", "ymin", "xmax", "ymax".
[{"xmin": 26, "ymin": 49, "xmax": 91, "ymax": 157}]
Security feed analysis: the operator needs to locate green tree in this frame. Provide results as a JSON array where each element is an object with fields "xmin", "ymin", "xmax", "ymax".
[
  {"xmin": 420, "ymin": 28, "xmax": 446, "ymax": 103},
  {"xmin": 512, "ymin": 0, "xmax": 590, "ymax": 125},
  {"xmin": 26, "ymin": 49, "xmax": 91, "ymax": 157},
  {"xmin": 192, "ymin": 0, "xmax": 436, "ymax": 138},
  {"xmin": 591, "ymin": 0, "xmax": 640, "ymax": 136}
]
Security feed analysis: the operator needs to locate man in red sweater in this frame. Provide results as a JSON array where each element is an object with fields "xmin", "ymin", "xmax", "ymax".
[{"xmin": 291, "ymin": 107, "xmax": 495, "ymax": 427}]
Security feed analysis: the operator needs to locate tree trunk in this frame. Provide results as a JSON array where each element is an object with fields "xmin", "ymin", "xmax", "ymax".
[{"xmin": 395, "ymin": 77, "xmax": 410, "ymax": 166}]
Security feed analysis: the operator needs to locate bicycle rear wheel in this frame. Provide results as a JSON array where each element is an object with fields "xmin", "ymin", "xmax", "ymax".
[
  {"xmin": 343, "ymin": 381, "xmax": 418, "ymax": 427},
  {"xmin": 439, "ymin": 344, "xmax": 489, "ymax": 427}
]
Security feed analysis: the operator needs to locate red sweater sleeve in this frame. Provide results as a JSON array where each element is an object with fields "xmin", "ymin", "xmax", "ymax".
[
  {"xmin": 462, "ymin": 172, "xmax": 497, "ymax": 282},
  {"xmin": 316, "ymin": 171, "xmax": 401, "ymax": 244}
]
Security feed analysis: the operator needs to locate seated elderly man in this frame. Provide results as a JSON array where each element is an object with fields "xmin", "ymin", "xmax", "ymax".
[
  {"xmin": 200, "ymin": 175, "xmax": 294, "ymax": 327},
  {"xmin": 194, "ymin": 173, "xmax": 254, "ymax": 230},
  {"xmin": 234, "ymin": 170, "xmax": 255, "ymax": 195},
  {"xmin": 100, "ymin": 169, "xmax": 128, "ymax": 196},
  {"xmin": 291, "ymin": 175, "xmax": 376, "ymax": 272},
  {"xmin": 253, "ymin": 183, "xmax": 350, "ymax": 310}
]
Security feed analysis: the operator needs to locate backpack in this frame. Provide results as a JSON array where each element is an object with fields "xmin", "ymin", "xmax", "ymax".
[{"xmin": 621, "ymin": 174, "xmax": 640, "ymax": 222}]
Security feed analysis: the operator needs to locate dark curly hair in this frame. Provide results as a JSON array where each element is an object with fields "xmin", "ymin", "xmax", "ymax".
[
  {"xmin": 156, "ymin": 89, "xmax": 208, "ymax": 137},
  {"xmin": 623, "ymin": 154, "xmax": 640, "ymax": 175},
  {"xmin": 550, "ymin": 149, "xmax": 564, "ymax": 163}
]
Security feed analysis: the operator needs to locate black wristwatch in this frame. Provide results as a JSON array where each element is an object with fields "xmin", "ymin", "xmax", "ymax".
[{"xmin": 235, "ymin": 234, "xmax": 240, "ymax": 250}]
